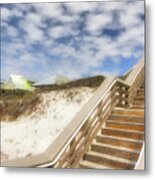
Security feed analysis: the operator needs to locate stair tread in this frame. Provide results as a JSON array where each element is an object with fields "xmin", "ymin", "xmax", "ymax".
[
  {"xmin": 86, "ymin": 151, "xmax": 136, "ymax": 165},
  {"xmin": 132, "ymin": 103, "xmax": 144, "ymax": 105},
  {"xmin": 103, "ymin": 127, "xmax": 144, "ymax": 134},
  {"xmin": 97, "ymin": 134, "xmax": 143, "ymax": 144},
  {"xmin": 133, "ymin": 100, "xmax": 144, "ymax": 102},
  {"xmin": 107, "ymin": 120, "xmax": 144, "ymax": 126},
  {"xmin": 80, "ymin": 160, "xmax": 113, "ymax": 169},
  {"xmin": 92, "ymin": 141, "xmax": 140, "ymax": 153},
  {"xmin": 114, "ymin": 108, "xmax": 144, "ymax": 111},
  {"xmin": 110, "ymin": 114, "xmax": 144, "ymax": 119},
  {"xmin": 132, "ymin": 105, "xmax": 144, "ymax": 108},
  {"xmin": 134, "ymin": 100, "xmax": 144, "ymax": 102},
  {"xmin": 133, "ymin": 105, "xmax": 144, "ymax": 106},
  {"xmin": 109, "ymin": 114, "xmax": 144, "ymax": 123},
  {"xmin": 133, "ymin": 101, "xmax": 144, "ymax": 103},
  {"xmin": 134, "ymin": 97, "xmax": 144, "ymax": 98},
  {"xmin": 112, "ymin": 108, "xmax": 144, "ymax": 117},
  {"xmin": 132, "ymin": 105, "xmax": 144, "ymax": 107}
]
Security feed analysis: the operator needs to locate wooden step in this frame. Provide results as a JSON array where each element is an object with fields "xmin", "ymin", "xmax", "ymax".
[
  {"xmin": 136, "ymin": 92, "xmax": 144, "ymax": 96},
  {"xmin": 109, "ymin": 114, "xmax": 144, "ymax": 123},
  {"xmin": 137, "ymin": 94, "xmax": 144, "ymax": 98},
  {"xmin": 132, "ymin": 105, "xmax": 144, "ymax": 109},
  {"xmin": 107, "ymin": 119, "xmax": 144, "ymax": 125},
  {"xmin": 140, "ymin": 86, "xmax": 144, "ymax": 88},
  {"xmin": 84, "ymin": 151, "xmax": 136, "ymax": 169},
  {"xmin": 101, "ymin": 127, "xmax": 144, "ymax": 140},
  {"xmin": 79, "ymin": 160, "xmax": 113, "ymax": 169},
  {"xmin": 138, "ymin": 87, "xmax": 144, "ymax": 91},
  {"xmin": 137, "ymin": 90, "xmax": 144, "ymax": 94},
  {"xmin": 91, "ymin": 142, "xmax": 139, "ymax": 161},
  {"xmin": 112, "ymin": 108, "xmax": 144, "ymax": 117},
  {"xmin": 139, "ymin": 85, "xmax": 144, "ymax": 88},
  {"xmin": 133, "ymin": 97, "xmax": 145, "ymax": 104},
  {"xmin": 138, "ymin": 87, "xmax": 144, "ymax": 90},
  {"xmin": 139, "ymin": 86, "xmax": 144, "ymax": 89},
  {"xmin": 106, "ymin": 120, "xmax": 144, "ymax": 131},
  {"xmin": 133, "ymin": 100, "xmax": 144, "ymax": 105},
  {"xmin": 137, "ymin": 92, "xmax": 144, "ymax": 95},
  {"xmin": 134, "ymin": 97, "xmax": 144, "ymax": 101},
  {"xmin": 133, "ymin": 100, "xmax": 144, "ymax": 104},
  {"xmin": 140, "ymin": 85, "xmax": 145, "ymax": 88},
  {"xmin": 96, "ymin": 134, "xmax": 143, "ymax": 150}
]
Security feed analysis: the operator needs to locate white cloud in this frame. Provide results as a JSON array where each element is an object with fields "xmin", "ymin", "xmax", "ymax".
[
  {"xmin": 1, "ymin": 1, "xmax": 144, "ymax": 80},
  {"xmin": 1, "ymin": 7, "xmax": 11, "ymax": 21},
  {"xmin": 26, "ymin": 13, "xmax": 43, "ymax": 27},
  {"xmin": 34, "ymin": 3, "xmax": 63, "ymax": 19},
  {"xmin": 59, "ymin": 14, "xmax": 79, "ymax": 23},
  {"xmin": 7, "ymin": 26, "xmax": 18, "ymax": 37},
  {"xmin": 14, "ymin": 4, "xmax": 32, "ymax": 13},
  {"xmin": 1, "ymin": 6, "xmax": 23, "ymax": 22},
  {"xmin": 49, "ymin": 44, "xmax": 76, "ymax": 57},
  {"xmin": 120, "ymin": 1, "xmax": 144, "ymax": 28},
  {"xmin": 32, "ymin": 3, "xmax": 80, "ymax": 25},
  {"xmin": 48, "ymin": 26, "xmax": 65, "ymax": 39},
  {"xmin": 11, "ymin": 7, "xmax": 23, "ymax": 18},
  {"xmin": 120, "ymin": 11, "xmax": 142, "ymax": 28},
  {"xmin": 48, "ymin": 24, "xmax": 78, "ymax": 39},
  {"xmin": 85, "ymin": 13, "xmax": 112, "ymax": 35},
  {"xmin": 19, "ymin": 20, "xmax": 44, "ymax": 42},
  {"xmin": 98, "ymin": 1, "xmax": 126, "ymax": 12},
  {"xmin": 25, "ymin": 25, "xmax": 44, "ymax": 42},
  {"xmin": 65, "ymin": 2, "xmax": 98, "ymax": 14}
]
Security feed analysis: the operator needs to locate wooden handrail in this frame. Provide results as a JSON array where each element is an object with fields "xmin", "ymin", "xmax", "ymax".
[
  {"xmin": 1, "ymin": 58, "xmax": 144, "ymax": 167},
  {"xmin": 126, "ymin": 58, "xmax": 144, "ymax": 85}
]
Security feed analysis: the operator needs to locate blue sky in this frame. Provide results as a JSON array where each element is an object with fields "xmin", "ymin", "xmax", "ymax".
[{"xmin": 1, "ymin": 1, "xmax": 144, "ymax": 81}]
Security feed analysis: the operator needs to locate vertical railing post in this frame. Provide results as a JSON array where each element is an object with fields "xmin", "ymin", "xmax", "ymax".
[{"xmin": 115, "ymin": 81, "xmax": 129, "ymax": 108}]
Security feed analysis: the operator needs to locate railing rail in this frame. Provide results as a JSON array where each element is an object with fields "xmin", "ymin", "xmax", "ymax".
[{"xmin": 1, "ymin": 58, "xmax": 144, "ymax": 168}]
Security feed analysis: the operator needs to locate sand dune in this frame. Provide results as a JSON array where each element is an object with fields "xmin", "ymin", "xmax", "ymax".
[{"xmin": 1, "ymin": 87, "xmax": 95, "ymax": 161}]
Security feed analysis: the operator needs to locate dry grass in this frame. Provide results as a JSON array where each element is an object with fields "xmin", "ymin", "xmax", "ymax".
[
  {"xmin": 0, "ymin": 89, "xmax": 41, "ymax": 122},
  {"xmin": 35, "ymin": 75, "xmax": 105, "ymax": 92},
  {"xmin": 0, "ymin": 75, "xmax": 105, "ymax": 122}
]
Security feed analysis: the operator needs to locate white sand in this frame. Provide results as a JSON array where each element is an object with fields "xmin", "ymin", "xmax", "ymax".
[{"xmin": 1, "ymin": 87, "xmax": 94, "ymax": 161}]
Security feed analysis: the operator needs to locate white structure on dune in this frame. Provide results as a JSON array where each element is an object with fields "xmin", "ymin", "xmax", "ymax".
[
  {"xmin": 33, "ymin": 75, "xmax": 70, "ymax": 86},
  {"xmin": 2, "ymin": 74, "xmax": 34, "ymax": 91}
]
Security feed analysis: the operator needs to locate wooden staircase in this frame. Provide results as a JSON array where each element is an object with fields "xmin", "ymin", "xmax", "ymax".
[{"xmin": 79, "ymin": 83, "xmax": 144, "ymax": 169}]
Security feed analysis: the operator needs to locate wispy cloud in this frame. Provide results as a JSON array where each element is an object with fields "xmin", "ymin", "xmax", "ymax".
[{"xmin": 1, "ymin": 1, "xmax": 144, "ymax": 81}]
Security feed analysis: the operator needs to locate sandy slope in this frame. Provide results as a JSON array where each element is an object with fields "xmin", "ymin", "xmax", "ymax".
[{"xmin": 1, "ymin": 87, "xmax": 95, "ymax": 161}]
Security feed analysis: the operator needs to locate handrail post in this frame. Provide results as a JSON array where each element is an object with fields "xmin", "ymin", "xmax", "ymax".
[
  {"xmin": 115, "ymin": 81, "xmax": 129, "ymax": 108},
  {"xmin": 116, "ymin": 58, "xmax": 144, "ymax": 108}
]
